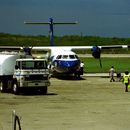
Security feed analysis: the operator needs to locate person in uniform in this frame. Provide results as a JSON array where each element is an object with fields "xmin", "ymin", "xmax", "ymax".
[
  {"xmin": 109, "ymin": 66, "xmax": 115, "ymax": 82},
  {"xmin": 80, "ymin": 61, "xmax": 84, "ymax": 75},
  {"xmin": 74, "ymin": 61, "xmax": 84, "ymax": 79},
  {"xmin": 122, "ymin": 71, "xmax": 130, "ymax": 92}
]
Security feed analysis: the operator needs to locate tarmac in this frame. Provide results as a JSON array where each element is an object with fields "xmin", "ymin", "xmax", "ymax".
[{"xmin": 0, "ymin": 76, "xmax": 128, "ymax": 130}]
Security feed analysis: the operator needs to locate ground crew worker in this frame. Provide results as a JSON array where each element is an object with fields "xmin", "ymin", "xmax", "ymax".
[
  {"xmin": 80, "ymin": 61, "xmax": 84, "ymax": 75},
  {"xmin": 109, "ymin": 66, "xmax": 115, "ymax": 82},
  {"xmin": 116, "ymin": 72, "xmax": 122, "ymax": 82},
  {"xmin": 122, "ymin": 71, "xmax": 130, "ymax": 92},
  {"xmin": 74, "ymin": 61, "xmax": 84, "ymax": 79}
]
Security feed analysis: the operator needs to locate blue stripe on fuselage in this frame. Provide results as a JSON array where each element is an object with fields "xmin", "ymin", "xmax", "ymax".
[{"xmin": 53, "ymin": 60, "xmax": 80, "ymax": 73}]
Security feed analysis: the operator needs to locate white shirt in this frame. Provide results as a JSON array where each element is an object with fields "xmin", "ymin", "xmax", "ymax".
[{"xmin": 80, "ymin": 62, "xmax": 84, "ymax": 68}]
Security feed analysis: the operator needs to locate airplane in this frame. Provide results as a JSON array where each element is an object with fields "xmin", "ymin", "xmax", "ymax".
[
  {"xmin": 0, "ymin": 18, "xmax": 129, "ymax": 78},
  {"xmin": 23, "ymin": 17, "xmax": 85, "ymax": 77},
  {"xmin": 23, "ymin": 18, "xmax": 129, "ymax": 77}
]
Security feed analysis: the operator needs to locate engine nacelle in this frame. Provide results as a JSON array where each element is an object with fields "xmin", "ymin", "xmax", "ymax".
[
  {"xmin": 92, "ymin": 46, "xmax": 101, "ymax": 59},
  {"xmin": 23, "ymin": 47, "xmax": 32, "ymax": 55}
]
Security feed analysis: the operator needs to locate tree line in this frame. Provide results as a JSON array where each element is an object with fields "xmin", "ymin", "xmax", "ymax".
[{"xmin": 0, "ymin": 32, "xmax": 130, "ymax": 53}]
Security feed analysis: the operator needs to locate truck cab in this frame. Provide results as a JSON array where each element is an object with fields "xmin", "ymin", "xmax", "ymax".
[{"xmin": 13, "ymin": 58, "xmax": 50, "ymax": 94}]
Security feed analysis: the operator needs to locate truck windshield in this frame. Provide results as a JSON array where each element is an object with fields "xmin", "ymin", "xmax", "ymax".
[{"xmin": 21, "ymin": 61, "xmax": 47, "ymax": 69}]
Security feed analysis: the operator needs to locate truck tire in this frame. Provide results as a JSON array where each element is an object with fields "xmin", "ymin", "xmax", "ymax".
[
  {"xmin": 13, "ymin": 83, "xmax": 19, "ymax": 95},
  {"xmin": 40, "ymin": 86, "xmax": 47, "ymax": 95},
  {"xmin": 0, "ymin": 81, "xmax": 7, "ymax": 93}
]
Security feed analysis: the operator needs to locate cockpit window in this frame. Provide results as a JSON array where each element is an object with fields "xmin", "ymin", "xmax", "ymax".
[
  {"xmin": 56, "ymin": 55, "xmax": 79, "ymax": 59},
  {"xmin": 56, "ymin": 55, "xmax": 62, "ymax": 59},
  {"xmin": 62, "ymin": 55, "xmax": 68, "ymax": 59},
  {"xmin": 69, "ymin": 55, "xmax": 75, "ymax": 59},
  {"xmin": 75, "ymin": 55, "xmax": 79, "ymax": 59}
]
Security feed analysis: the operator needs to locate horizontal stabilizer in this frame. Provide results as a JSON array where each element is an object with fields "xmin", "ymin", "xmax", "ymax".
[
  {"xmin": 24, "ymin": 21, "xmax": 50, "ymax": 24},
  {"xmin": 53, "ymin": 21, "xmax": 78, "ymax": 25},
  {"xmin": 24, "ymin": 21, "xmax": 78, "ymax": 25}
]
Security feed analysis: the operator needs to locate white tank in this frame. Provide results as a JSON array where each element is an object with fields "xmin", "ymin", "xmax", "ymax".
[{"xmin": 0, "ymin": 52, "xmax": 19, "ymax": 75}]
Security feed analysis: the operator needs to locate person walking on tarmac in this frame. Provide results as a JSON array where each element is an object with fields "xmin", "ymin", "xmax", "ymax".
[
  {"xmin": 109, "ymin": 66, "xmax": 115, "ymax": 82},
  {"xmin": 74, "ymin": 61, "xmax": 84, "ymax": 79},
  {"xmin": 80, "ymin": 61, "xmax": 84, "ymax": 75},
  {"xmin": 122, "ymin": 71, "xmax": 130, "ymax": 92}
]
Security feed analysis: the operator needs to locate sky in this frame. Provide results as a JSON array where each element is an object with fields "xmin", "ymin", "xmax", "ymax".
[{"xmin": 1, "ymin": 0, "xmax": 130, "ymax": 37}]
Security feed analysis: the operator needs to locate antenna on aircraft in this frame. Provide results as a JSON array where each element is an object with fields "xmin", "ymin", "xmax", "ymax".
[{"xmin": 24, "ymin": 18, "xmax": 78, "ymax": 46}]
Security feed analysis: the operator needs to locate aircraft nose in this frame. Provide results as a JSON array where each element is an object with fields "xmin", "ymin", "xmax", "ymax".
[
  {"xmin": 54, "ymin": 60, "xmax": 80, "ymax": 73},
  {"xmin": 66, "ymin": 61, "xmax": 71, "ymax": 67}
]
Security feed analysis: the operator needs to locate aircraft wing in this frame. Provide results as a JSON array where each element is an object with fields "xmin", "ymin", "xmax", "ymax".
[
  {"xmin": 0, "ymin": 46, "xmax": 22, "ymax": 50},
  {"xmin": 68, "ymin": 45, "xmax": 128, "ymax": 50},
  {"xmin": 32, "ymin": 45, "xmax": 128, "ymax": 50},
  {"xmin": 0, "ymin": 46, "xmax": 22, "ymax": 51},
  {"xmin": 0, "ymin": 45, "xmax": 128, "ymax": 51}
]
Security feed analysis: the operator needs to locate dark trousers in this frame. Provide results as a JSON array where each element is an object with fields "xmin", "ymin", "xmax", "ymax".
[
  {"xmin": 80, "ymin": 67, "xmax": 83, "ymax": 75},
  {"xmin": 125, "ymin": 83, "xmax": 129, "ymax": 92},
  {"xmin": 110, "ymin": 76, "xmax": 115, "ymax": 82}
]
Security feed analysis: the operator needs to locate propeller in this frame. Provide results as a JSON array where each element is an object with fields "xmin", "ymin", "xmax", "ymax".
[
  {"xmin": 23, "ymin": 47, "xmax": 32, "ymax": 55},
  {"xmin": 92, "ymin": 46, "xmax": 102, "ymax": 68}
]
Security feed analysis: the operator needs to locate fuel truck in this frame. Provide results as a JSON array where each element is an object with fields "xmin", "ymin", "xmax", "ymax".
[{"xmin": 0, "ymin": 51, "xmax": 50, "ymax": 95}]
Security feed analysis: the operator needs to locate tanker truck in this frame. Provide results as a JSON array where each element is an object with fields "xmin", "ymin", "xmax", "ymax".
[{"xmin": 0, "ymin": 51, "xmax": 50, "ymax": 95}]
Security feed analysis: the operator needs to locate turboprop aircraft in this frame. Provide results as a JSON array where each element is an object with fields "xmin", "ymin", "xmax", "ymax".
[
  {"xmin": 23, "ymin": 18, "xmax": 129, "ymax": 76},
  {"xmin": 0, "ymin": 18, "xmax": 128, "ymax": 77},
  {"xmin": 1, "ymin": 44, "xmax": 127, "ymax": 78},
  {"xmin": 24, "ymin": 18, "xmax": 84, "ymax": 76}
]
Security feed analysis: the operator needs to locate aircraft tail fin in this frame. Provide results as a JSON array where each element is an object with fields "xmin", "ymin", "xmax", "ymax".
[{"xmin": 24, "ymin": 18, "xmax": 78, "ymax": 46}]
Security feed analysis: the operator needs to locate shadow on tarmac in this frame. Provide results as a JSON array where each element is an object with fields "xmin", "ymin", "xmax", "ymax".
[{"xmin": 53, "ymin": 75, "xmax": 86, "ymax": 81}]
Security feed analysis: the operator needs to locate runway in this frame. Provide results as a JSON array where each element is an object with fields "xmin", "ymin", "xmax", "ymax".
[{"xmin": 0, "ymin": 77, "xmax": 129, "ymax": 130}]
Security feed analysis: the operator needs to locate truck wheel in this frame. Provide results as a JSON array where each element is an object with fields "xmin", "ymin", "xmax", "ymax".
[
  {"xmin": 13, "ymin": 83, "xmax": 19, "ymax": 95},
  {"xmin": 40, "ymin": 86, "xmax": 47, "ymax": 95},
  {"xmin": 0, "ymin": 82, "xmax": 6, "ymax": 93}
]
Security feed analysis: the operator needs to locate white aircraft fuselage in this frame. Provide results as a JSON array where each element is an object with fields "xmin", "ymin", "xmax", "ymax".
[{"xmin": 47, "ymin": 48, "xmax": 80, "ymax": 74}]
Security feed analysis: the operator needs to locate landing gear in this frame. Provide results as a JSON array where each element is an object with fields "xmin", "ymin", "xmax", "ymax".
[{"xmin": 74, "ymin": 72, "xmax": 81, "ymax": 79}]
